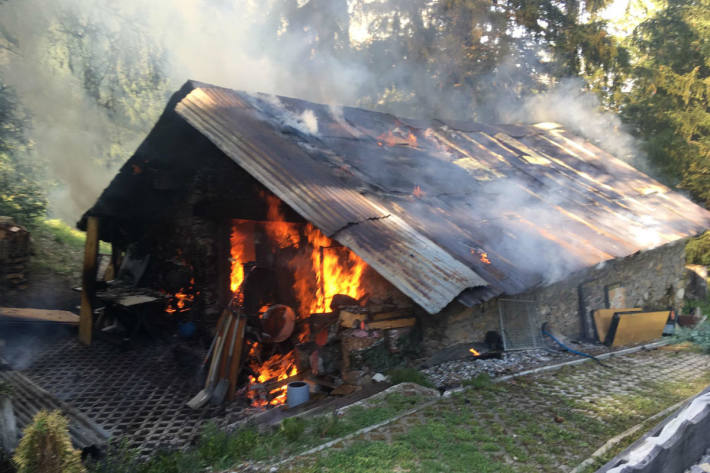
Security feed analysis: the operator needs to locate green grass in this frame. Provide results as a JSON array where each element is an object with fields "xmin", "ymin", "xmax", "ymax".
[
  {"xmin": 27, "ymin": 218, "xmax": 110, "ymax": 276},
  {"xmin": 40, "ymin": 219, "xmax": 88, "ymax": 249},
  {"xmin": 463, "ymin": 372, "xmax": 494, "ymax": 390},
  {"xmin": 387, "ymin": 368, "xmax": 434, "ymax": 388},
  {"xmin": 289, "ymin": 355, "xmax": 710, "ymax": 473},
  {"xmin": 87, "ymin": 391, "xmax": 431, "ymax": 473}
]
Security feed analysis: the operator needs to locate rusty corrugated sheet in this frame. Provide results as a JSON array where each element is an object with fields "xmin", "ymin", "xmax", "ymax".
[
  {"xmin": 175, "ymin": 85, "xmax": 487, "ymax": 313},
  {"xmin": 167, "ymin": 81, "xmax": 709, "ymax": 312}
]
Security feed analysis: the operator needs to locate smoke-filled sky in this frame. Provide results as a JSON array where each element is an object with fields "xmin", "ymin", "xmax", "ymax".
[{"xmin": 0, "ymin": 0, "xmax": 642, "ymax": 222}]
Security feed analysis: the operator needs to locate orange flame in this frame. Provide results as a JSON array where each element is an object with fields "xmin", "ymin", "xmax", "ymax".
[
  {"xmin": 166, "ymin": 277, "xmax": 197, "ymax": 314},
  {"xmin": 412, "ymin": 185, "xmax": 425, "ymax": 199},
  {"xmin": 230, "ymin": 228, "xmax": 248, "ymax": 293},
  {"xmin": 469, "ymin": 347, "xmax": 480, "ymax": 356},
  {"xmin": 377, "ymin": 130, "xmax": 398, "ymax": 147},
  {"xmin": 263, "ymin": 193, "xmax": 300, "ymax": 249},
  {"xmin": 246, "ymin": 347, "xmax": 299, "ymax": 407},
  {"xmin": 408, "ymin": 132, "xmax": 418, "ymax": 147},
  {"xmin": 470, "ymin": 248, "xmax": 491, "ymax": 265},
  {"xmin": 303, "ymin": 224, "xmax": 367, "ymax": 314},
  {"xmin": 231, "ymin": 195, "xmax": 368, "ymax": 406},
  {"xmin": 376, "ymin": 128, "xmax": 418, "ymax": 147}
]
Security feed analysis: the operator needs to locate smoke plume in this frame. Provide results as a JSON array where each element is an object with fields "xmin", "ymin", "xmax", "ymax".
[{"xmin": 0, "ymin": 0, "xmax": 645, "ymax": 240}]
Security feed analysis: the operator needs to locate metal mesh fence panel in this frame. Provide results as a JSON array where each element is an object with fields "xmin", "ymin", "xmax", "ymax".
[{"xmin": 498, "ymin": 299, "xmax": 543, "ymax": 350}]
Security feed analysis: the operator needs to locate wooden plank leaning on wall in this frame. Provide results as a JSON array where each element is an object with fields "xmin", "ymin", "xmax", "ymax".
[{"xmin": 79, "ymin": 216, "xmax": 99, "ymax": 345}]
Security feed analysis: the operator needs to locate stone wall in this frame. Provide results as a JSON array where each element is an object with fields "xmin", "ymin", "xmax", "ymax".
[{"xmin": 421, "ymin": 239, "xmax": 688, "ymax": 354}]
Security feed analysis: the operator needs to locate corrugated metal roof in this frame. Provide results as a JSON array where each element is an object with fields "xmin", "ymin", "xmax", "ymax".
[
  {"xmin": 89, "ymin": 80, "xmax": 710, "ymax": 314},
  {"xmin": 174, "ymin": 85, "xmax": 487, "ymax": 313}
]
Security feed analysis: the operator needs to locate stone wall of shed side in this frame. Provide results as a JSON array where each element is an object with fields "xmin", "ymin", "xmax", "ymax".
[
  {"xmin": 531, "ymin": 238, "xmax": 687, "ymax": 340},
  {"xmin": 421, "ymin": 239, "xmax": 688, "ymax": 355}
]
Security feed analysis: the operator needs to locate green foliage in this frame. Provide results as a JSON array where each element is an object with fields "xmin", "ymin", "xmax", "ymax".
[
  {"xmin": 26, "ymin": 219, "xmax": 84, "ymax": 277},
  {"xmin": 85, "ymin": 440, "xmax": 139, "ymax": 473},
  {"xmin": 387, "ymin": 367, "xmax": 434, "ymax": 388},
  {"xmin": 44, "ymin": 4, "xmax": 171, "ymax": 169},
  {"xmin": 39, "ymin": 219, "xmax": 90, "ymax": 250},
  {"xmin": 675, "ymin": 320, "xmax": 710, "ymax": 353},
  {"xmin": 621, "ymin": 0, "xmax": 710, "ymax": 204},
  {"xmin": 13, "ymin": 410, "xmax": 86, "ymax": 473},
  {"xmin": 0, "ymin": 83, "xmax": 47, "ymax": 224},
  {"xmin": 682, "ymin": 297, "xmax": 710, "ymax": 316},
  {"xmin": 268, "ymin": 0, "xmax": 629, "ymax": 119},
  {"xmin": 685, "ymin": 231, "xmax": 710, "ymax": 265},
  {"xmin": 463, "ymin": 372, "xmax": 494, "ymax": 390},
  {"xmin": 281, "ymin": 417, "xmax": 306, "ymax": 442}
]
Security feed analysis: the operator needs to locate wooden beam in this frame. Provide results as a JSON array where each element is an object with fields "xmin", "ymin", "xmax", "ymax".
[
  {"xmin": 0, "ymin": 307, "xmax": 79, "ymax": 325},
  {"xmin": 79, "ymin": 216, "xmax": 99, "ymax": 345},
  {"xmin": 366, "ymin": 318, "xmax": 416, "ymax": 330}
]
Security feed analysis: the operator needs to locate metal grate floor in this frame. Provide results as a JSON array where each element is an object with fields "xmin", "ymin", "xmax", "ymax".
[{"xmin": 24, "ymin": 337, "xmax": 252, "ymax": 454}]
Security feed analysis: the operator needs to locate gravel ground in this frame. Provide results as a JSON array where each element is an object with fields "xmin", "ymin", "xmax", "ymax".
[{"xmin": 422, "ymin": 342, "xmax": 611, "ymax": 388}]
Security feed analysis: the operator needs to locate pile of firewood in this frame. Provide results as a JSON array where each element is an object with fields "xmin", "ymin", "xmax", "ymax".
[
  {"xmin": 0, "ymin": 217, "xmax": 30, "ymax": 289},
  {"xmin": 296, "ymin": 295, "xmax": 417, "ymax": 386}
]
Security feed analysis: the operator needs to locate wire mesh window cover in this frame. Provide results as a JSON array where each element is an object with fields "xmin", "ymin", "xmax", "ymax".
[{"xmin": 498, "ymin": 298, "xmax": 543, "ymax": 350}]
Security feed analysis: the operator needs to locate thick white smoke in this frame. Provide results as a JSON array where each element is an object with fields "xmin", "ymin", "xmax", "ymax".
[{"xmin": 0, "ymin": 0, "xmax": 645, "ymax": 234}]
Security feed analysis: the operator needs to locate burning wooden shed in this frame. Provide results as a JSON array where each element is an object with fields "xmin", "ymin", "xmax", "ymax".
[{"xmin": 78, "ymin": 80, "xmax": 710, "ymax": 404}]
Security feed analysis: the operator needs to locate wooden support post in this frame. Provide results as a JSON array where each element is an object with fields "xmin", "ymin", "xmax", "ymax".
[
  {"xmin": 105, "ymin": 242, "xmax": 121, "ymax": 281},
  {"xmin": 79, "ymin": 216, "xmax": 99, "ymax": 345},
  {"xmin": 227, "ymin": 315, "xmax": 247, "ymax": 401}
]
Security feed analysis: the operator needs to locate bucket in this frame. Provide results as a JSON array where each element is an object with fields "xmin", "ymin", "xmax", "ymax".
[{"xmin": 286, "ymin": 381, "xmax": 309, "ymax": 408}]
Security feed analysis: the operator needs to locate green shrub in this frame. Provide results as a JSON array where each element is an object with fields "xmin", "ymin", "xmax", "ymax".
[
  {"xmin": 13, "ymin": 410, "xmax": 85, "ymax": 473},
  {"xmin": 675, "ymin": 320, "xmax": 710, "ymax": 353},
  {"xmin": 387, "ymin": 368, "xmax": 434, "ymax": 388},
  {"xmin": 194, "ymin": 422, "xmax": 257, "ymax": 468},
  {"xmin": 85, "ymin": 440, "xmax": 140, "ymax": 473},
  {"xmin": 464, "ymin": 373, "xmax": 493, "ymax": 390},
  {"xmin": 281, "ymin": 417, "xmax": 306, "ymax": 442},
  {"xmin": 686, "ymin": 232, "xmax": 710, "ymax": 265}
]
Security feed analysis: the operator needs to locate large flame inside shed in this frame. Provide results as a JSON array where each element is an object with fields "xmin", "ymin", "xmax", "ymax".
[{"xmin": 229, "ymin": 195, "xmax": 368, "ymax": 406}]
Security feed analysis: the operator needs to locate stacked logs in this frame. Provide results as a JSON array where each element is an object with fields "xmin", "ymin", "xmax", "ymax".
[
  {"xmin": 295, "ymin": 295, "xmax": 418, "ymax": 387},
  {"xmin": 0, "ymin": 217, "xmax": 30, "ymax": 290}
]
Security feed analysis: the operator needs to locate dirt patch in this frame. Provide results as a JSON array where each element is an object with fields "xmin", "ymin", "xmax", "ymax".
[{"xmin": 0, "ymin": 268, "xmax": 78, "ymax": 311}]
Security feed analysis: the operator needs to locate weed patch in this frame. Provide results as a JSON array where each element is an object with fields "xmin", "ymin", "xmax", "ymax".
[{"xmin": 387, "ymin": 368, "xmax": 434, "ymax": 388}]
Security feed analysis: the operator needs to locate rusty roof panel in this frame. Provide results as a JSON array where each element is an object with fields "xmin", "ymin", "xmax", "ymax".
[
  {"xmin": 175, "ymin": 85, "xmax": 488, "ymax": 314},
  {"xmin": 116, "ymin": 80, "xmax": 710, "ymax": 312}
]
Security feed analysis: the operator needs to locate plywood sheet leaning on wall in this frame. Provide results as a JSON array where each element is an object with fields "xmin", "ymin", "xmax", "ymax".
[
  {"xmin": 593, "ymin": 307, "xmax": 642, "ymax": 343},
  {"xmin": 605, "ymin": 310, "xmax": 671, "ymax": 347}
]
